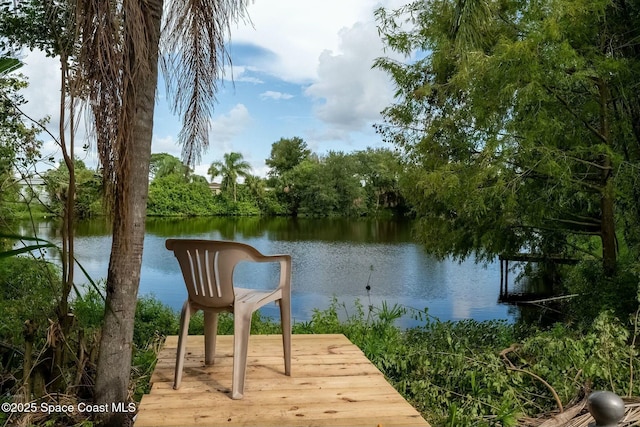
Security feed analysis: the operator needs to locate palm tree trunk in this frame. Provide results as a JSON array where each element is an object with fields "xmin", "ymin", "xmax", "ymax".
[{"xmin": 93, "ymin": 0, "xmax": 163, "ymax": 425}]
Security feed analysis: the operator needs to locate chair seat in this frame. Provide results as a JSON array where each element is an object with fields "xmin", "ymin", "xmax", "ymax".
[{"xmin": 235, "ymin": 287, "xmax": 283, "ymax": 307}]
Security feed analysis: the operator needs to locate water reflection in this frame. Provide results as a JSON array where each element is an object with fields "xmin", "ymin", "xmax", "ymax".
[{"xmin": 12, "ymin": 217, "xmax": 515, "ymax": 327}]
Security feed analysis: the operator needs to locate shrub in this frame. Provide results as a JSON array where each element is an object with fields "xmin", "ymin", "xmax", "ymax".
[
  {"xmin": 0, "ymin": 256, "xmax": 60, "ymax": 345},
  {"xmin": 147, "ymin": 175, "xmax": 224, "ymax": 216},
  {"xmin": 564, "ymin": 259, "xmax": 639, "ymax": 326},
  {"xmin": 133, "ymin": 297, "xmax": 179, "ymax": 348}
]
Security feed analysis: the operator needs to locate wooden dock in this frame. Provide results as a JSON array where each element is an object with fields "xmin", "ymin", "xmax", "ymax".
[{"xmin": 135, "ymin": 334, "xmax": 430, "ymax": 427}]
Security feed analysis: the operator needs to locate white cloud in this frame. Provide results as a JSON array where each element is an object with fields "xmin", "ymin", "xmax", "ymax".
[
  {"xmin": 260, "ymin": 91, "xmax": 294, "ymax": 101},
  {"xmin": 250, "ymin": 163, "xmax": 270, "ymax": 178},
  {"xmin": 304, "ymin": 21, "xmax": 397, "ymax": 135},
  {"xmin": 20, "ymin": 51, "xmax": 60, "ymax": 128},
  {"xmin": 18, "ymin": 50, "xmax": 99, "ymax": 171},
  {"xmin": 155, "ymin": 105, "xmax": 253, "ymax": 180},
  {"xmin": 237, "ymin": 76, "xmax": 264, "ymax": 84},
  {"xmin": 193, "ymin": 164, "xmax": 212, "ymax": 179},
  {"xmin": 226, "ymin": 0, "xmax": 409, "ymax": 140},
  {"xmin": 229, "ymin": 65, "xmax": 264, "ymax": 84},
  {"xmin": 15, "ymin": 0, "xmax": 412, "ymax": 177},
  {"xmin": 232, "ymin": 1, "xmax": 358, "ymax": 82},
  {"xmin": 151, "ymin": 135, "xmax": 181, "ymax": 157},
  {"xmin": 193, "ymin": 103, "xmax": 253, "ymax": 179},
  {"xmin": 232, "ymin": 0, "xmax": 408, "ymax": 83},
  {"xmin": 209, "ymin": 103, "xmax": 252, "ymax": 148}
]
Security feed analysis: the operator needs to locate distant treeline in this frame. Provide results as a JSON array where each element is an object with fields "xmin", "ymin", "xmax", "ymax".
[{"xmin": 16, "ymin": 137, "xmax": 408, "ymax": 218}]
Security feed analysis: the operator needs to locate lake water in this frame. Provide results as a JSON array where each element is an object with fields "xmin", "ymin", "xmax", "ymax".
[{"xmin": 18, "ymin": 217, "xmax": 517, "ymax": 328}]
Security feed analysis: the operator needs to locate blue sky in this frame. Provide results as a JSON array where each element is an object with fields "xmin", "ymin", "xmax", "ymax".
[{"xmin": 19, "ymin": 0, "xmax": 408, "ymax": 179}]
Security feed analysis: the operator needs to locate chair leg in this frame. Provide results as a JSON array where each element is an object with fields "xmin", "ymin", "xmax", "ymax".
[
  {"xmin": 174, "ymin": 301, "xmax": 193, "ymax": 390},
  {"xmin": 279, "ymin": 297, "xmax": 292, "ymax": 376},
  {"xmin": 231, "ymin": 307, "xmax": 252, "ymax": 399},
  {"xmin": 204, "ymin": 311, "xmax": 219, "ymax": 365}
]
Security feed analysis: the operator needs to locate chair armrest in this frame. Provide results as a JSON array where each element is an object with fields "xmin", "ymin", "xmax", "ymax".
[{"xmin": 249, "ymin": 254, "xmax": 292, "ymax": 292}]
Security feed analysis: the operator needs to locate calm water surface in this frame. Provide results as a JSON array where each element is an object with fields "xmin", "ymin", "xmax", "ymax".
[{"xmin": 23, "ymin": 217, "xmax": 517, "ymax": 327}]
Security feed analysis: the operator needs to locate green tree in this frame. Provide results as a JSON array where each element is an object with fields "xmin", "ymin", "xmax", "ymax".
[
  {"xmin": 375, "ymin": 0, "xmax": 640, "ymax": 278},
  {"xmin": 265, "ymin": 136, "xmax": 311, "ymax": 179},
  {"xmin": 0, "ymin": 72, "xmax": 41, "ymax": 221},
  {"xmin": 275, "ymin": 152, "xmax": 376, "ymax": 217},
  {"xmin": 353, "ymin": 148, "xmax": 403, "ymax": 213},
  {"xmin": 323, "ymin": 151, "xmax": 366, "ymax": 216},
  {"xmin": 1, "ymin": 0, "xmax": 89, "ymax": 401},
  {"xmin": 43, "ymin": 159, "xmax": 103, "ymax": 218},
  {"xmin": 280, "ymin": 159, "xmax": 335, "ymax": 216},
  {"xmin": 243, "ymin": 173, "xmax": 266, "ymax": 203},
  {"xmin": 208, "ymin": 152, "xmax": 252, "ymax": 202},
  {"xmin": 147, "ymin": 174, "xmax": 222, "ymax": 216},
  {"xmin": 150, "ymin": 152, "xmax": 191, "ymax": 181},
  {"xmin": 2, "ymin": 2, "xmax": 249, "ymax": 423}
]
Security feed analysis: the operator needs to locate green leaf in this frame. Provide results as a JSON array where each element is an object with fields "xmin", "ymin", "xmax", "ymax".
[
  {"xmin": 0, "ymin": 243, "xmax": 57, "ymax": 258},
  {"xmin": 0, "ymin": 56, "xmax": 22, "ymax": 75}
]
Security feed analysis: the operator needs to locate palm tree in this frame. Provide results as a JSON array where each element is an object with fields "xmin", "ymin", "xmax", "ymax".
[
  {"xmin": 208, "ymin": 152, "xmax": 252, "ymax": 202},
  {"xmin": 73, "ymin": 1, "xmax": 249, "ymax": 425},
  {"xmin": 244, "ymin": 174, "xmax": 266, "ymax": 200}
]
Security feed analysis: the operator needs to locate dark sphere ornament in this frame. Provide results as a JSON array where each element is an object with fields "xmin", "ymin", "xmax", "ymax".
[{"xmin": 588, "ymin": 391, "xmax": 625, "ymax": 427}]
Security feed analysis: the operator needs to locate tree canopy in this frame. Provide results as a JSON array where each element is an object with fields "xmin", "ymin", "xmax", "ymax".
[
  {"xmin": 375, "ymin": 0, "xmax": 640, "ymax": 277},
  {"xmin": 150, "ymin": 152, "xmax": 191, "ymax": 180},
  {"xmin": 265, "ymin": 136, "xmax": 311, "ymax": 178}
]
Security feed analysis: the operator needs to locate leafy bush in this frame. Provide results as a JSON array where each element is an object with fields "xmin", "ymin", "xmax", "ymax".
[
  {"xmin": 43, "ymin": 159, "xmax": 104, "ymax": 219},
  {"xmin": 186, "ymin": 310, "xmax": 284, "ymax": 335},
  {"xmin": 73, "ymin": 287, "xmax": 105, "ymax": 331},
  {"xmin": 379, "ymin": 312, "xmax": 638, "ymax": 426},
  {"xmin": 564, "ymin": 259, "xmax": 639, "ymax": 326},
  {"xmin": 133, "ymin": 297, "xmax": 179, "ymax": 348},
  {"xmin": 147, "ymin": 175, "xmax": 225, "ymax": 216},
  {"xmin": 215, "ymin": 197, "xmax": 261, "ymax": 216},
  {"xmin": 0, "ymin": 256, "xmax": 60, "ymax": 344}
]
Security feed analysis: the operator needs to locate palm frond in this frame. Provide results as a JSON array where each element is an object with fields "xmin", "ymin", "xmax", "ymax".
[{"xmin": 161, "ymin": 0, "xmax": 251, "ymax": 166}]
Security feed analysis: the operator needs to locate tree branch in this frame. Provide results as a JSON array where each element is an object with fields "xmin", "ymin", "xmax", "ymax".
[{"xmin": 543, "ymin": 84, "xmax": 608, "ymax": 144}]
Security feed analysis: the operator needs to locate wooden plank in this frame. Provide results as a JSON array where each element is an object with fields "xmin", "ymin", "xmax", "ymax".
[
  {"xmin": 162, "ymin": 333, "xmax": 348, "ymax": 348},
  {"xmin": 136, "ymin": 413, "xmax": 426, "ymax": 427},
  {"xmin": 135, "ymin": 401, "xmax": 424, "ymax": 427},
  {"xmin": 135, "ymin": 334, "xmax": 430, "ymax": 427},
  {"xmin": 140, "ymin": 387, "xmax": 410, "ymax": 408},
  {"xmin": 155, "ymin": 354, "xmax": 367, "ymax": 368},
  {"xmin": 159, "ymin": 336, "xmax": 362, "ymax": 357},
  {"xmin": 150, "ymin": 375, "xmax": 394, "ymax": 394},
  {"xmin": 151, "ymin": 361, "xmax": 381, "ymax": 383}
]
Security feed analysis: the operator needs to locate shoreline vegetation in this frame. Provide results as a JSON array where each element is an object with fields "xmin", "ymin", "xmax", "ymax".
[
  {"xmin": 1, "ymin": 274, "xmax": 639, "ymax": 427},
  {"xmin": 7, "ymin": 146, "xmax": 408, "ymax": 221}
]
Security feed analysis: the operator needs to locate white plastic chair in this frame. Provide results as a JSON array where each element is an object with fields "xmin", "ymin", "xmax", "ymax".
[{"xmin": 165, "ymin": 239, "xmax": 292, "ymax": 399}]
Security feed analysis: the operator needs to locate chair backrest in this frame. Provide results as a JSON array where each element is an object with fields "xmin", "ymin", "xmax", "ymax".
[{"xmin": 166, "ymin": 239, "xmax": 257, "ymax": 309}]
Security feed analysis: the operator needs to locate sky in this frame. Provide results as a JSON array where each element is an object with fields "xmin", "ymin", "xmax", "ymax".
[{"xmin": 17, "ymin": 0, "xmax": 409, "ymax": 180}]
